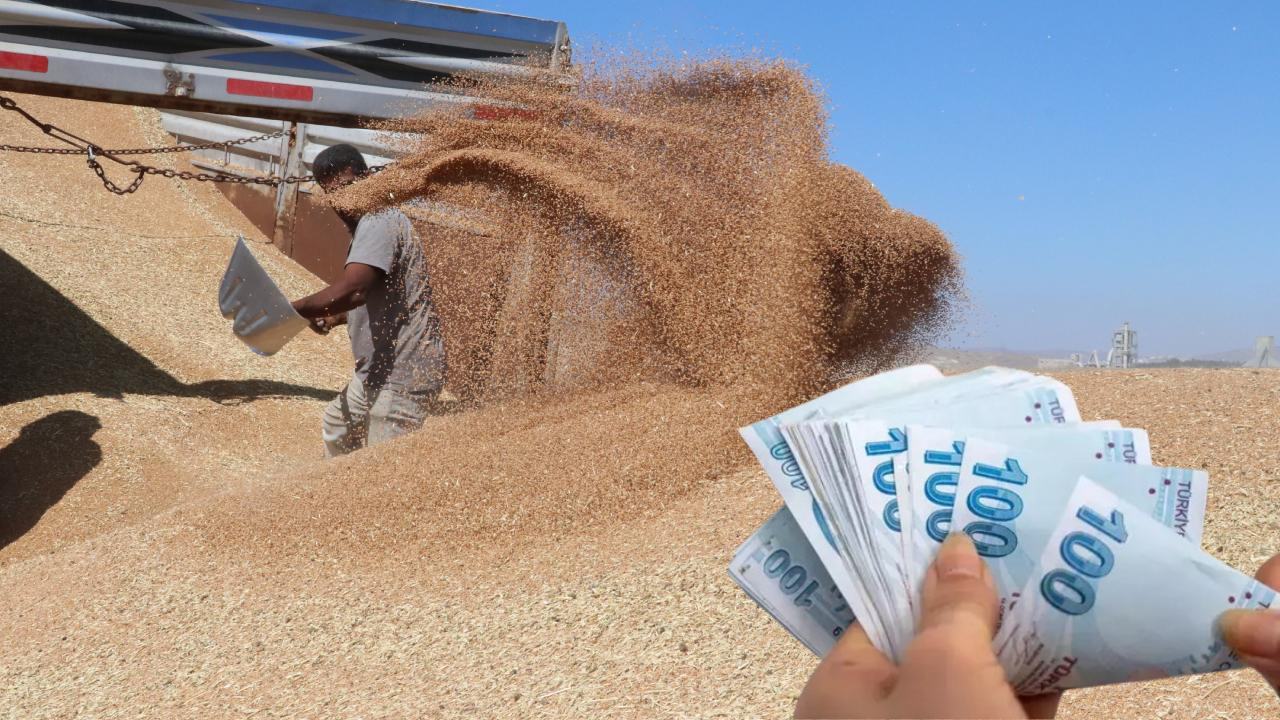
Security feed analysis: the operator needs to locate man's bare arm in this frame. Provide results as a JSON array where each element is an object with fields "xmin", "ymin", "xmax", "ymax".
[{"xmin": 292, "ymin": 263, "xmax": 382, "ymax": 319}]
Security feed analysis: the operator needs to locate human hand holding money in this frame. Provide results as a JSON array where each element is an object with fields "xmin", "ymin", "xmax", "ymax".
[
  {"xmin": 728, "ymin": 364, "xmax": 1280, "ymax": 710},
  {"xmin": 794, "ymin": 532, "xmax": 1062, "ymax": 720},
  {"xmin": 1222, "ymin": 555, "xmax": 1280, "ymax": 699},
  {"xmin": 793, "ymin": 532, "xmax": 1280, "ymax": 719}
]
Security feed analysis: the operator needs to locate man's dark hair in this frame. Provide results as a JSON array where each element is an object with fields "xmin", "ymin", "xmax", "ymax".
[{"xmin": 312, "ymin": 143, "xmax": 368, "ymax": 185}]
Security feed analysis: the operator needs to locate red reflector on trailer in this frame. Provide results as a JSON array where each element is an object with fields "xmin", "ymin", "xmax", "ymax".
[
  {"xmin": 0, "ymin": 51, "xmax": 48, "ymax": 73},
  {"xmin": 226, "ymin": 78, "xmax": 313, "ymax": 102},
  {"xmin": 473, "ymin": 104, "xmax": 539, "ymax": 121}
]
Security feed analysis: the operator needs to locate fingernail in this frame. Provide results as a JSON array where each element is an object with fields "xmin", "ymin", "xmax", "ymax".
[
  {"xmin": 1220, "ymin": 609, "xmax": 1280, "ymax": 657},
  {"xmin": 937, "ymin": 532, "xmax": 984, "ymax": 580}
]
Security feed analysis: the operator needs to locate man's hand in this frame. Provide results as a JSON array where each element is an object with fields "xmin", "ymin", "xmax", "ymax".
[
  {"xmin": 794, "ymin": 533, "xmax": 1061, "ymax": 720},
  {"xmin": 304, "ymin": 312, "xmax": 348, "ymax": 335},
  {"xmin": 1220, "ymin": 555, "xmax": 1280, "ymax": 696}
]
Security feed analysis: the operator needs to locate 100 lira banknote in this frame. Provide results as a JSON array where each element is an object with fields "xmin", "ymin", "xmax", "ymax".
[
  {"xmin": 952, "ymin": 437, "xmax": 1208, "ymax": 613},
  {"xmin": 995, "ymin": 476, "xmax": 1274, "ymax": 695},
  {"xmin": 902, "ymin": 425, "xmax": 1151, "ymax": 608},
  {"xmin": 782, "ymin": 376, "xmax": 1085, "ymax": 655},
  {"xmin": 729, "ymin": 507, "xmax": 855, "ymax": 656}
]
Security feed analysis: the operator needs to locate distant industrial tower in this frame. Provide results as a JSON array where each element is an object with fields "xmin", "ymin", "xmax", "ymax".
[
  {"xmin": 1106, "ymin": 321, "xmax": 1138, "ymax": 369},
  {"xmin": 1243, "ymin": 336, "xmax": 1280, "ymax": 368}
]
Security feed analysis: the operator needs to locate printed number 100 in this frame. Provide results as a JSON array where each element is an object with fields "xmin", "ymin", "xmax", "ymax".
[
  {"xmin": 762, "ymin": 549, "xmax": 850, "ymax": 631},
  {"xmin": 1040, "ymin": 506, "xmax": 1129, "ymax": 616},
  {"xmin": 763, "ymin": 549, "xmax": 822, "ymax": 608}
]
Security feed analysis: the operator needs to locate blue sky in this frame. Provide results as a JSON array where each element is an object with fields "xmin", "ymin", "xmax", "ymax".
[{"xmin": 480, "ymin": 1, "xmax": 1279, "ymax": 357}]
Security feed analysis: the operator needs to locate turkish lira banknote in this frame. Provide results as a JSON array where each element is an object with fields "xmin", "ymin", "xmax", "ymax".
[
  {"xmin": 740, "ymin": 364, "xmax": 944, "ymax": 652},
  {"xmin": 950, "ymin": 436, "xmax": 1208, "ymax": 616},
  {"xmin": 995, "ymin": 477, "xmax": 1273, "ymax": 694},
  {"xmin": 900, "ymin": 423, "xmax": 1148, "ymax": 624},
  {"xmin": 728, "ymin": 507, "xmax": 855, "ymax": 656},
  {"xmin": 778, "ymin": 373, "xmax": 1084, "ymax": 656}
]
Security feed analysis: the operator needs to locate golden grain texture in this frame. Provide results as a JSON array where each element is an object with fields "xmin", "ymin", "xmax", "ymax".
[{"xmin": 2, "ymin": 370, "xmax": 1278, "ymax": 719}]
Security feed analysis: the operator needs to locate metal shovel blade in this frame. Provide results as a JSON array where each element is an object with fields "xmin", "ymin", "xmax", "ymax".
[{"xmin": 218, "ymin": 237, "xmax": 308, "ymax": 356}]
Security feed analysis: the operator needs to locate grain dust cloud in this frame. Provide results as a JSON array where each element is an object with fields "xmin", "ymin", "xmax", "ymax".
[{"xmin": 332, "ymin": 54, "xmax": 963, "ymax": 414}]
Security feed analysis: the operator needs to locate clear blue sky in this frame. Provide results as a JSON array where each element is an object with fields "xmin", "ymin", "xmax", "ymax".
[{"xmin": 480, "ymin": 1, "xmax": 1279, "ymax": 358}]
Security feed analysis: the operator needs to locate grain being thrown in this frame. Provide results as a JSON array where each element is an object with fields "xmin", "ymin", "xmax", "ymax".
[
  {"xmin": 225, "ymin": 54, "xmax": 969, "ymax": 572},
  {"xmin": 332, "ymin": 55, "xmax": 964, "ymax": 410}
]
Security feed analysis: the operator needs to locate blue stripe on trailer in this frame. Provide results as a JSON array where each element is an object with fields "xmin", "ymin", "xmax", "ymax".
[
  {"xmin": 225, "ymin": 0, "xmax": 562, "ymax": 45},
  {"xmin": 202, "ymin": 13, "xmax": 360, "ymax": 42},
  {"xmin": 209, "ymin": 50, "xmax": 355, "ymax": 75}
]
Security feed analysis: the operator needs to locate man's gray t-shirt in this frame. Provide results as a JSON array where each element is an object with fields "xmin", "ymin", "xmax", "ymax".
[{"xmin": 345, "ymin": 209, "xmax": 444, "ymax": 392}]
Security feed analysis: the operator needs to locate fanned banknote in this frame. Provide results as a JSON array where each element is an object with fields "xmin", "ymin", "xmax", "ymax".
[
  {"xmin": 995, "ymin": 477, "xmax": 1274, "ymax": 694},
  {"xmin": 951, "ymin": 437, "xmax": 1208, "ymax": 616},
  {"xmin": 778, "ymin": 372, "xmax": 1085, "ymax": 656},
  {"xmin": 739, "ymin": 365, "xmax": 944, "ymax": 652},
  {"xmin": 728, "ymin": 507, "xmax": 855, "ymax": 656},
  {"xmin": 900, "ymin": 422, "xmax": 1144, "ymax": 625}
]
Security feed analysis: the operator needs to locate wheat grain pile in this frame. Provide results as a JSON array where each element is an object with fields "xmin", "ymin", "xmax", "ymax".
[{"xmin": 2, "ymin": 85, "xmax": 1278, "ymax": 720}]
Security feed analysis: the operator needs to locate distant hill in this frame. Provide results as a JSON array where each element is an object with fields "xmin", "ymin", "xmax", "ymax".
[
  {"xmin": 1192, "ymin": 347, "xmax": 1255, "ymax": 364},
  {"xmin": 925, "ymin": 344, "xmax": 1274, "ymax": 372},
  {"xmin": 1135, "ymin": 358, "xmax": 1242, "ymax": 368},
  {"xmin": 923, "ymin": 348, "xmax": 1043, "ymax": 372}
]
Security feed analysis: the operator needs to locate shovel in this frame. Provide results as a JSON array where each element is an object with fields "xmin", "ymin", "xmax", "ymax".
[{"xmin": 218, "ymin": 236, "xmax": 308, "ymax": 356}]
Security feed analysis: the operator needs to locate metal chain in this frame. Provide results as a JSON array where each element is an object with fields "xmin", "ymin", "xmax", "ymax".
[
  {"xmin": 85, "ymin": 147, "xmax": 146, "ymax": 194},
  {"xmin": 115, "ymin": 130, "xmax": 289, "ymax": 155},
  {"xmin": 1, "ymin": 94, "xmax": 389, "ymax": 195},
  {"xmin": 0, "ymin": 128, "xmax": 285, "ymax": 155},
  {"xmin": 0, "ymin": 143, "xmax": 83, "ymax": 155}
]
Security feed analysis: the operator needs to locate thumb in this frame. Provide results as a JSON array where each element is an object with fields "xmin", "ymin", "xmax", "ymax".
[
  {"xmin": 894, "ymin": 532, "xmax": 1029, "ymax": 718},
  {"xmin": 917, "ymin": 532, "xmax": 1000, "ymax": 644},
  {"xmin": 1220, "ymin": 553, "xmax": 1280, "ymax": 694},
  {"xmin": 1220, "ymin": 609, "xmax": 1280, "ymax": 690}
]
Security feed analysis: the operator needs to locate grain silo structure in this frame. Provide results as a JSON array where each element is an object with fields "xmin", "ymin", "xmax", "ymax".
[{"xmin": 1243, "ymin": 336, "xmax": 1280, "ymax": 368}]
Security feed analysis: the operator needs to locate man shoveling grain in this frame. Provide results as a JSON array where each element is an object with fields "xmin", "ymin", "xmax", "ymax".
[{"xmin": 291, "ymin": 144, "xmax": 447, "ymax": 457}]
